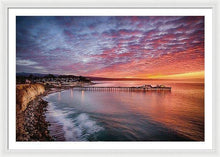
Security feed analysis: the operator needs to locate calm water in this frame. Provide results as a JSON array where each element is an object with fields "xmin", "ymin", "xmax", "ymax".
[{"xmin": 43, "ymin": 81, "xmax": 204, "ymax": 141}]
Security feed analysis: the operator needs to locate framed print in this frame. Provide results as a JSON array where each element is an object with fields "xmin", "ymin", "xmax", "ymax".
[{"xmin": 3, "ymin": 4, "xmax": 216, "ymax": 153}]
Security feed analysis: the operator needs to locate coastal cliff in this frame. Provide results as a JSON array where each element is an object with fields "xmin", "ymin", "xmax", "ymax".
[
  {"xmin": 16, "ymin": 84, "xmax": 52, "ymax": 141},
  {"xmin": 16, "ymin": 84, "xmax": 45, "ymax": 111},
  {"xmin": 16, "ymin": 80, "xmax": 93, "ymax": 141}
]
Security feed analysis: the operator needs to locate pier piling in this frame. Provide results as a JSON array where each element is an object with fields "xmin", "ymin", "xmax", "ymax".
[{"xmin": 73, "ymin": 86, "xmax": 171, "ymax": 91}]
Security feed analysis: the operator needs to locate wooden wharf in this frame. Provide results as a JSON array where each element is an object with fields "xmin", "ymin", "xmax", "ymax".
[{"xmin": 73, "ymin": 86, "xmax": 171, "ymax": 91}]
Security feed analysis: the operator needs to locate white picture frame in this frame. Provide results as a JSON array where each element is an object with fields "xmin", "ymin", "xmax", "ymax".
[{"xmin": 1, "ymin": 0, "xmax": 219, "ymax": 156}]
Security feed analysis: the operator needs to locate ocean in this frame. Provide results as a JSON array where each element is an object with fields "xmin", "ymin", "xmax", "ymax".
[{"xmin": 43, "ymin": 80, "xmax": 204, "ymax": 141}]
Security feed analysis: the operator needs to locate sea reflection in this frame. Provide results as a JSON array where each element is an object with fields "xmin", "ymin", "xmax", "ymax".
[
  {"xmin": 45, "ymin": 81, "xmax": 204, "ymax": 141},
  {"xmin": 57, "ymin": 92, "xmax": 61, "ymax": 101},
  {"xmin": 81, "ymin": 90, "xmax": 85, "ymax": 103},
  {"xmin": 70, "ymin": 89, "xmax": 73, "ymax": 99}
]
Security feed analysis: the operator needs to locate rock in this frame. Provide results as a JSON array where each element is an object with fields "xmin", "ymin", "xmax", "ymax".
[{"xmin": 16, "ymin": 93, "xmax": 53, "ymax": 141}]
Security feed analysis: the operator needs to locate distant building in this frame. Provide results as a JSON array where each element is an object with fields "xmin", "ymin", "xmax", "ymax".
[
  {"xmin": 25, "ymin": 79, "xmax": 31, "ymax": 84},
  {"xmin": 144, "ymin": 85, "xmax": 152, "ymax": 88}
]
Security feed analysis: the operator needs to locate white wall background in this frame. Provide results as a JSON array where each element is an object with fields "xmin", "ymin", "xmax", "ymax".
[{"xmin": 0, "ymin": 0, "xmax": 219, "ymax": 157}]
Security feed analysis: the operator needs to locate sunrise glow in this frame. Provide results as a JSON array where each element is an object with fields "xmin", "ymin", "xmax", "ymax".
[
  {"xmin": 147, "ymin": 71, "xmax": 204, "ymax": 79},
  {"xmin": 16, "ymin": 16, "xmax": 204, "ymax": 80}
]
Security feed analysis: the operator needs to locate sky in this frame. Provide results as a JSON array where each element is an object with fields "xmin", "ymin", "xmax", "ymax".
[{"xmin": 16, "ymin": 16, "xmax": 204, "ymax": 79}]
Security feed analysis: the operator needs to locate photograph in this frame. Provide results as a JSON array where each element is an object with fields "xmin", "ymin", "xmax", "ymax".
[{"xmin": 15, "ymin": 16, "xmax": 205, "ymax": 142}]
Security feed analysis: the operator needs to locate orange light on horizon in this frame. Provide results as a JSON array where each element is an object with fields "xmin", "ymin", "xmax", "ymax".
[
  {"xmin": 88, "ymin": 71, "xmax": 204, "ymax": 82},
  {"xmin": 147, "ymin": 71, "xmax": 204, "ymax": 79}
]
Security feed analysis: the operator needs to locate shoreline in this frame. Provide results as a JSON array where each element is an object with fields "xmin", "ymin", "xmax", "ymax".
[
  {"xmin": 16, "ymin": 82, "xmax": 202, "ymax": 141},
  {"xmin": 16, "ymin": 82, "xmax": 93, "ymax": 141},
  {"xmin": 16, "ymin": 95, "xmax": 53, "ymax": 141}
]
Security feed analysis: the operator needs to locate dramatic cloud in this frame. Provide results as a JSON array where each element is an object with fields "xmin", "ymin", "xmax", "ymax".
[{"xmin": 16, "ymin": 16, "xmax": 204, "ymax": 79}]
